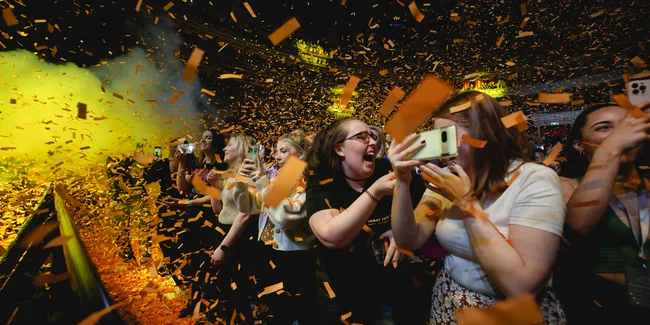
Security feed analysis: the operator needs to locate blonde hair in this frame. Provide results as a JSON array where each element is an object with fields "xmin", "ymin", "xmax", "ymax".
[
  {"xmin": 227, "ymin": 133, "xmax": 255, "ymax": 172},
  {"xmin": 278, "ymin": 131, "xmax": 309, "ymax": 160}
]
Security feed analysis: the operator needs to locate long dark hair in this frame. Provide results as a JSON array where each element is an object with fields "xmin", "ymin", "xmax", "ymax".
[
  {"xmin": 434, "ymin": 91, "xmax": 531, "ymax": 198},
  {"xmin": 208, "ymin": 129, "xmax": 226, "ymax": 156},
  {"xmin": 559, "ymin": 104, "xmax": 615, "ymax": 178},
  {"xmin": 304, "ymin": 117, "xmax": 357, "ymax": 177}
]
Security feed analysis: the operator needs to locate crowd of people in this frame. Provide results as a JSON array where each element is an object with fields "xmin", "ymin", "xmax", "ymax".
[{"xmin": 125, "ymin": 91, "xmax": 650, "ymax": 325}]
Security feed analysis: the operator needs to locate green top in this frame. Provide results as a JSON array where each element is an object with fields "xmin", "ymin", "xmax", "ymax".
[{"xmin": 575, "ymin": 177, "xmax": 650, "ymax": 273}]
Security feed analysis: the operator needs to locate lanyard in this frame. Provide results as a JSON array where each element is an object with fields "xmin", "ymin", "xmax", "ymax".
[{"xmin": 609, "ymin": 177, "xmax": 649, "ymax": 269}]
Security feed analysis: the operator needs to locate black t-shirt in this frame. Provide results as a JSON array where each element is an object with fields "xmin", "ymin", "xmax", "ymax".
[{"xmin": 306, "ymin": 158, "xmax": 425, "ymax": 321}]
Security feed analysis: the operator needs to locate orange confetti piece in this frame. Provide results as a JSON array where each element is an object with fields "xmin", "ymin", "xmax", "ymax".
[
  {"xmin": 220, "ymin": 74, "xmax": 243, "ymax": 79},
  {"xmin": 379, "ymin": 69, "xmax": 389, "ymax": 76},
  {"xmin": 220, "ymin": 126, "xmax": 235, "ymax": 134},
  {"xmin": 191, "ymin": 174, "xmax": 221, "ymax": 200},
  {"xmin": 613, "ymin": 94, "xmax": 646, "ymax": 118},
  {"xmin": 408, "ymin": 1, "xmax": 425, "ymax": 22},
  {"xmin": 163, "ymin": 2, "xmax": 174, "ymax": 11},
  {"xmin": 362, "ymin": 224, "xmax": 375, "ymax": 242},
  {"xmin": 593, "ymin": 300, "xmax": 603, "ymax": 308},
  {"xmin": 461, "ymin": 134, "xmax": 487, "ymax": 148},
  {"xmin": 319, "ymin": 178, "xmax": 334, "ymax": 185},
  {"xmin": 456, "ymin": 294, "xmax": 542, "ymax": 325},
  {"xmin": 201, "ymin": 88, "xmax": 216, "ymax": 96},
  {"xmin": 496, "ymin": 34, "xmax": 505, "ymax": 47},
  {"xmin": 135, "ymin": 0, "xmax": 143, "ymax": 12},
  {"xmin": 543, "ymin": 142, "xmax": 562, "ymax": 166},
  {"xmin": 264, "ymin": 156, "xmax": 307, "ymax": 208},
  {"xmin": 2, "ymin": 8, "xmax": 19, "ymax": 27},
  {"xmin": 339, "ymin": 76, "xmax": 361, "ymax": 107},
  {"xmin": 506, "ymin": 168, "xmax": 521, "ymax": 186},
  {"xmin": 538, "ymin": 92, "xmax": 571, "ymax": 104},
  {"xmin": 216, "ymin": 227, "xmax": 226, "ymax": 236},
  {"xmin": 572, "ymin": 199, "xmax": 600, "ymax": 208},
  {"xmin": 268, "ymin": 17, "xmax": 300, "ymax": 46},
  {"xmin": 379, "ymin": 86, "xmax": 406, "ymax": 117},
  {"xmin": 183, "ymin": 48, "xmax": 205, "ymax": 83},
  {"xmin": 464, "ymin": 203, "xmax": 489, "ymax": 220},
  {"xmin": 243, "ymin": 2, "xmax": 257, "ymax": 18},
  {"xmin": 385, "ymin": 76, "xmax": 454, "ymax": 143},
  {"xmin": 501, "ymin": 111, "xmax": 527, "ymax": 129},
  {"xmin": 43, "ymin": 235, "xmax": 73, "ymax": 249},
  {"xmin": 396, "ymin": 248, "xmax": 415, "ymax": 257},
  {"xmin": 324, "ymin": 282, "xmax": 336, "ymax": 298}
]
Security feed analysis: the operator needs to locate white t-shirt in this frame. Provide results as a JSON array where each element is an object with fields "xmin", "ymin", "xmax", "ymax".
[{"xmin": 430, "ymin": 161, "xmax": 566, "ymax": 297}]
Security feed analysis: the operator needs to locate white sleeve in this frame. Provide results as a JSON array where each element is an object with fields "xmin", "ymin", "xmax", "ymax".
[
  {"xmin": 264, "ymin": 191, "xmax": 307, "ymax": 230},
  {"xmin": 233, "ymin": 181, "xmax": 262, "ymax": 214},
  {"xmin": 509, "ymin": 166, "xmax": 566, "ymax": 236}
]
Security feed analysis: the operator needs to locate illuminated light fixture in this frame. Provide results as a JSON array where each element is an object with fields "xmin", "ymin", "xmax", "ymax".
[
  {"xmin": 295, "ymin": 40, "xmax": 332, "ymax": 67},
  {"xmin": 460, "ymin": 79, "xmax": 508, "ymax": 98},
  {"xmin": 327, "ymin": 85, "xmax": 358, "ymax": 118}
]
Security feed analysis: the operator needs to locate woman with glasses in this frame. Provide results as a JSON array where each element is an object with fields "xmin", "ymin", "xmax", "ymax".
[{"xmin": 305, "ymin": 118, "xmax": 423, "ymax": 324}]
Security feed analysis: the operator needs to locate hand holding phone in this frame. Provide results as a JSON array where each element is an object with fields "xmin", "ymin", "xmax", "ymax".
[
  {"xmin": 177, "ymin": 143, "xmax": 194, "ymax": 154},
  {"xmin": 408, "ymin": 126, "xmax": 458, "ymax": 161}
]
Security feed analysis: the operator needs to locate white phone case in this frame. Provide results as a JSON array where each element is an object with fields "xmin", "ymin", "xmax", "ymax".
[
  {"xmin": 408, "ymin": 126, "xmax": 458, "ymax": 161},
  {"xmin": 627, "ymin": 78, "xmax": 650, "ymax": 106}
]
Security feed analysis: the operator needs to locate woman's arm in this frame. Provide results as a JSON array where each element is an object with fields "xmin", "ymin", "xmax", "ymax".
[
  {"xmin": 176, "ymin": 169, "xmax": 192, "ymax": 194},
  {"xmin": 220, "ymin": 212, "xmax": 251, "ymax": 248},
  {"xmin": 565, "ymin": 146, "xmax": 621, "ymax": 235},
  {"xmin": 391, "ymin": 180, "xmax": 442, "ymax": 250},
  {"xmin": 266, "ymin": 191, "xmax": 307, "ymax": 230},
  {"xmin": 210, "ymin": 197, "xmax": 223, "ymax": 215},
  {"xmin": 464, "ymin": 169, "xmax": 565, "ymax": 297},
  {"xmin": 187, "ymin": 195, "xmax": 211, "ymax": 206},
  {"xmin": 309, "ymin": 173, "xmax": 395, "ymax": 249}
]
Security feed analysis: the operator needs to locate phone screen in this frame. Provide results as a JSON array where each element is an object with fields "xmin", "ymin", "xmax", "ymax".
[
  {"xmin": 154, "ymin": 146, "xmax": 162, "ymax": 159},
  {"xmin": 247, "ymin": 145, "xmax": 259, "ymax": 164}
]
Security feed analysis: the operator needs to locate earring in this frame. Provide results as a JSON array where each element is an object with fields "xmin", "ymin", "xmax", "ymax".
[{"xmin": 579, "ymin": 151, "xmax": 585, "ymax": 155}]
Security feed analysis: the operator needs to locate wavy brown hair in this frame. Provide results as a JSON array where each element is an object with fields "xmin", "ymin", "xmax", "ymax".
[
  {"xmin": 434, "ymin": 91, "xmax": 531, "ymax": 198},
  {"xmin": 304, "ymin": 117, "xmax": 357, "ymax": 177}
]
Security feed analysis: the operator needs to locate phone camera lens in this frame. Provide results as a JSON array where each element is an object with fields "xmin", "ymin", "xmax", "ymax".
[
  {"xmin": 632, "ymin": 83, "xmax": 639, "ymax": 89},
  {"xmin": 633, "ymin": 89, "xmax": 640, "ymax": 95},
  {"xmin": 640, "ymin": 85, "xmax": 646, "ymax": 91},
  {"xmin": 441, "ymin": 131, "xmax": 448, "ymax": 142}
]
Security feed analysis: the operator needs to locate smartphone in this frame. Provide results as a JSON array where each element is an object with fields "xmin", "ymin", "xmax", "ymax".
[
  {"xmin": 371, "ymin": 237, "xmax": 390, "ymax": 265},
  {"xmin": 627, "ymin": 78, "xmax": 650, "ymax": 106},
  {"xmin": 177, "ymin": 143, "xmax": 194, "ymax": 154},
  {"xmin": 408, "ymin": 125, "xmax": 458, "ymax": 161},
  {"xmin": 247, "ymin": 145, "xmax": 259, "ymax": 165},
  {"xmin": 154, "ymin": 146, "xmax": 162, "ymax": 159}
]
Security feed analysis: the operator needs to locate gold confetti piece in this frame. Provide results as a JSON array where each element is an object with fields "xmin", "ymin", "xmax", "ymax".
[
  {"xmin": 191, "ymin": 173, "xmax": 221, "ymax": 200},
  {"xmin": 216, "ymin": 227, "xmax": 226, "ymax": 236},
  {"xmin": 519, "ymin": 17, "xmax": 530, "ymax": 29},
  {"xmin": 220, "ymin": 126, "xmax": 235, "ymax": 134},
  {"xmin": 379, "ymin": 69, "xmax": 389, "ymax": 76},
  {"xmin": 362, "ymin": 224, "xmax": 374, "ymax": 241},
  {"xmin": 501, "ymin": 111, "xmax": 527, "ymax": 129},
  {"xmin": 220, "ymin": 74, "xmax": 243, "ymax": 79},
  {"xmin": 80, "ymin": 146, "xmax": 91, "ymax": 150},
  {"xmin": 243, "ymin": 2, "xmax": 257, "ymax": 18},
  {"xmin": 341, "ymin": 311, "xmax": 352, "ymax": 320},
  {"xmin": 571, "ymin": 99, "xmax": 584, "ymax": 105},
  {"xmin": 449, "ymin": 101, "xmax": 472, "ymax": 114},
  {"xmin": 630, "ymin": 56, "xmax": 647, "ymax": 68},
  {"xmin": 201, "ymin": 88, "xmax": 215, "ymax": 96},
  {"xmin": 339, "ymin": 76, "xmax": 361, "ymax": 107},
  {"xmin": 499, "ymin": 100, "xmax": 512, "ymax": 107},
  {"xmin": 520, "ymin": 3, "xmax": 527, "ymax": 15},
  {"xmin": 572, "ymin": 199, "xmax": 601, "ymax": 208},
  {"xmin": 230, "ymin": 12, "xmax": 238, "ymax": 22},
  {"xmin": 385, "ymin": 76, "xmax": 454, "ymax": 143},
  {"xmin": 77, "ymin": 303, "xmax": 124, "ymax": 325},
  {"xmin": 77, "ymin": 102, "xmax": 87, "ymax": 119},
  {"xmin": 43, "ymin": 235, "xmax": 73, "ymax": 249},
  {"xmin": 264, "ymin": 156, "xmax": 307, "ymax": 208},
  {"xmin": 461, "ymin": 134, "xmax": 487, "ymax": 148},
  {"xmin": 183, "ymin": 47, "xmax": 205, "ymax": 83},
  {"xmin": 516, "ymin": 31, "xmax": 534, "ymax": 38},
  {"xmin": 590, "ymin": 9, "xmax": 605, "ymax": 18},
  {"xmin": 506, "ymin": 168, "xmax": 521, "ymax": 186},
  {"xmin": 269, "ymin": 260, "xmax": 276, "ymax": 269},
  {"xmin": 379, "ymin": 87, "xmax": 406, "ymax": 117},
  {"xmin": 136, "ymin": 0, "xmax": 143, "ymax": 12},
  {"xmin": 268, "ymin": 17, "xmax": 300, "ymax": 46},
  {"xmin": 496, "ymin": 34, "xmax": 505, "ymax": 47},
  {"xmin": 408, "ymin": 1, "xmax": 425, "ymax": 22},
  {"xmin": 2, "ymin": 8, "xmax": 19, "ymax": 27},
  {"xmin": 538, "ymin": 92, "xmax": 571, "ymax": 104},
  {"xmin": 543, "ymin": 142, "xmax": 562, "ymax": 166},
  {"xmin": 163, "ymin": 2, "xmax": 174, "ymax": 11},
  {"xmin": 456, "ymin": 294, "xmax": 542, "ymax": 325},
  {"xmin": 231, "ymin": 282, "xmax": 238, "ymax": 290}
]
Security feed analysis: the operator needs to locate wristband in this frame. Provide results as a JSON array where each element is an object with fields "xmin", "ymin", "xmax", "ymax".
[
  {"xmin": 188, "ymin": 199, "xmax": 192, "ymax": 207},
  {"xmin": 365, "ymin": 190, "xmax": 380, "ymax": 203}
]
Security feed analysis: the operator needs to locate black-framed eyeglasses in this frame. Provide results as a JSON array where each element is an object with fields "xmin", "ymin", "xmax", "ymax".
[{"xmin": 338, "ymin": 131, "xmax": 379, "ymax": 144}]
